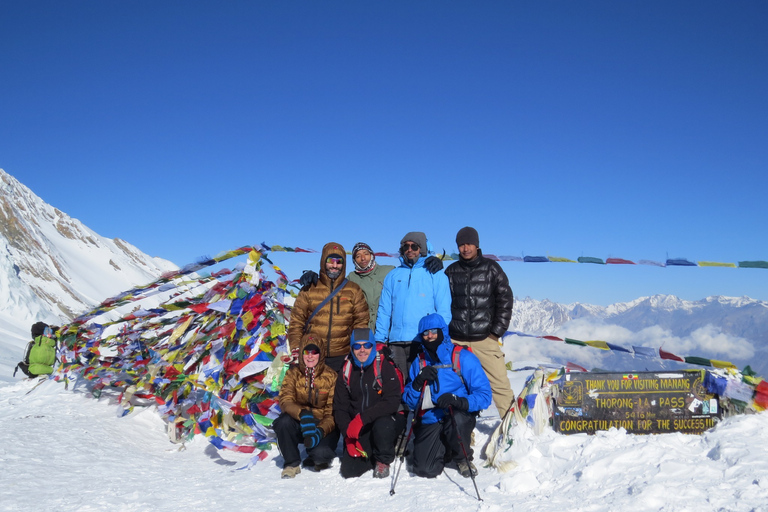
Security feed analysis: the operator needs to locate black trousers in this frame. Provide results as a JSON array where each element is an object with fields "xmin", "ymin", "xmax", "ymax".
[
  {"xmin": 411, "ymin": 409, "xmax": 476, "ymax": 478},
  {"xmin": 273, "ymin": 412, "xmax": 340, "ymax": 468},
  {"xmin": 387, "ymin": 342, "xmax": 422, "ymax": 379},
  {"xmin": 340, "ymin": 414, "xmax": 400, "ymax": 478},
  {"xmin": 324, "ymin": 355, "xmax": 346, "ymax": 375}
]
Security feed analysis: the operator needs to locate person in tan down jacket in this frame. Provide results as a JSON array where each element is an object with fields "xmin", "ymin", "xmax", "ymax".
[
  {"xmin": 274, "ymin": 333, "xmax": 340, "ymax": 478},
  {"xmin": 288, "ymin": 241, "xmax": 369, "ymax": 374}
]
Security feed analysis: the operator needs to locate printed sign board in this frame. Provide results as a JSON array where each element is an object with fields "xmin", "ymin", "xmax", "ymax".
[{"xmin": 552, "ymin": 370, "xmax": 721, "ymax": 435}]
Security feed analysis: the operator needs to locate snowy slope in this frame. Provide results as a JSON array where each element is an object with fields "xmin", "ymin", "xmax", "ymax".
[
  {"xmin": 1, "ymin": 376, "xmax": 766, "ymax": 512},
  {"xmin": 0, "ymin": 168, "xmax": 177, "ymax": 378}
]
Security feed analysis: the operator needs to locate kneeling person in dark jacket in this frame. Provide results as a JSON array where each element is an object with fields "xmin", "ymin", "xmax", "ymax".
[
  {"xmin": 274, "ymin": 334, "xmax": 340, "ymax": 479},
  {"xmin": 334, "ymin": 328, "xmax": 402, "ymax": 479},
  {"xmin": 402, "ymin": 314, "xmax": 491, "ymax": 479}
]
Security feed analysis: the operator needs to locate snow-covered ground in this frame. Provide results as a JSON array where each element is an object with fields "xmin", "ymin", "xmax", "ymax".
[{"xmin": 2, "ymin": 369, "xmax": 766, "ymax": 512}]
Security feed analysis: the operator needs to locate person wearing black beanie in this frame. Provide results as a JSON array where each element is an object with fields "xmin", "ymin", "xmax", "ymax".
[{"xmin": 444, "ymin": 227, "xmax": 516, "ymax": 419}]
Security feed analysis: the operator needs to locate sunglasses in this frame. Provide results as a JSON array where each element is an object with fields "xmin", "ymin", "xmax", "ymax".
[
  {"xmin": 352, "ymin": 342, "xmax": 373, "ymax": 350},
  {"xmin": 303, "ymin": 348, "xmax": 320, "ymax": 356},
  {"xmin": 421, "ymin": 328, "xmax": 439, "ymax": 336},
  {"xmin": 401, "ymin": 242, "xmax": 420, "ymax": 252},
  {"xmin": 326, "ymin": 257, "xmax": 344, "ymax": 265}
]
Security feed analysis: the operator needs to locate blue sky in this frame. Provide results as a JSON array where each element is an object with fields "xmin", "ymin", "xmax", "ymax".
[{"xmin": 2, "ymin": 1, "xmax": 767, "ymax": 306}]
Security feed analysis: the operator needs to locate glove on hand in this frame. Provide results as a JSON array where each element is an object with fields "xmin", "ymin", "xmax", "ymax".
[
  {"xmin": 304, "ymin": 427, "xmax": 322, "ymax": 450},
  {"xmin": 299, "ymin": 409, "xmax": 319, "ymax": 436},
  {"xmin": 437, "ymin": 393, "xmax": 469, "ymax": 412},
  {"xmin": 424, "ymin": 256, "xmax": 444, "ymax": 274},
  {"xmin": 299, "ymin": 270, "xmax": 319, "ymax": 288},
  {"xmin": 412, "ymin": 365, "xmax": 438, "ymax": 390},
  {"xmin": 345, "ymin": 436, "xmax": 366, "ymax": 458},
  {"xmin": 346, "ymin": 414, "xmax": 364, "ymax": 440}
]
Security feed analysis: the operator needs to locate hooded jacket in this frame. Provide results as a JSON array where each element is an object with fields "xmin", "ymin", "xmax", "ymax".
[
  {"xmin": 402, "ymin": 314, "xmax": 491, "ymax": 424},
  {"xmin": 287, "ymin": 242, "xmax": 369, "ymax": 358},
  {"xmin": 445, "ymin": 249, "xmax": 514, "ymax": 341},
  {"xmin": 278, "ymin": 333, "xmax": 337, "ymax": 435},
  {"xmin": 333, "ymin": 333, "xmax": 401, "ymax": 433},
  {"xmin": 374, "ymin": 251, "xmax": 452, "ymax": 344},
  {"xmin": 27, "ymin": 322, "xmax": 56, "ymax": 376}
]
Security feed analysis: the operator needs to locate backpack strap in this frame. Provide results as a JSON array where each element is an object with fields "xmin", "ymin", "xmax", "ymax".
[
  {"xmin": 302, "ymin": 279, "xmax": 348, "ymax": 335},
  {"xmin": 341, "ymin": 356, "xmax": 353, "ymax": 391},
  {"xmin": 372, "ymin": 354, "xmax": 383, "ymax": 393},
  {"xmin": 451, "ymin": 345, "xmax": 468, "ymax": 392}
]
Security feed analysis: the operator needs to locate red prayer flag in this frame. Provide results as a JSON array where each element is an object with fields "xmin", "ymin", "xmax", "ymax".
[
  {"xmin": 755, "ymin": 381, "xmax": 768, "ymax": 409},
  {"xmin": 606, "ymin": 258, "xmax": 636, "ymax": 265},
  {"xmin": 659, "ymin": 348, "xmax": 685, "ymax": 362}
]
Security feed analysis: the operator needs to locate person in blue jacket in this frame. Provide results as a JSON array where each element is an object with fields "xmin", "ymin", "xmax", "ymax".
[
  {"xmin": 375, "ymin": 231, "xmax": 452, "ymax": 378},
  {"xmin": 402, "ymin": 313, "xmax": 492, "ymax": 479}
]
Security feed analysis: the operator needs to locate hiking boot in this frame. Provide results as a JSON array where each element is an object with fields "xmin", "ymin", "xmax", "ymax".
[
  {"xmin": 281, "ymin": 466, "xmax": 301, "ymax": 479},
  {"xmin": 313, "ymin": 462, "xmax": 330, "ymax": 472},
  {"xmin": 373, "ymin": 462, "xmax": 390, "ymax": 479},
  {"xmin": 301, "ymin": 458, "xmax": 315, "ymax": 468},
  {"xmin": 456, "ymin": 460, "xmax": 477, "ymax": 478}
]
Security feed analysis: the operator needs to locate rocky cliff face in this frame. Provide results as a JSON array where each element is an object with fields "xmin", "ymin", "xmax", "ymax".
[{"xmin": 0, "ymin": 168, "xmax": 177, "ymax": 335}]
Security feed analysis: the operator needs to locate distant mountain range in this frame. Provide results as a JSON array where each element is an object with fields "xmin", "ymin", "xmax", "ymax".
[
  {"xmin": 2, "ymin": 168, "xmax": 765, "ymax": 380},
  {"xmin": 510, "ymin": 294, "xmax": 768, "ymax": 377}
]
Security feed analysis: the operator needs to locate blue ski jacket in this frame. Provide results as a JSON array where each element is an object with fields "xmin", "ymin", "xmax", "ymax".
[
  {"xmin": 402, "ymin": 314, "xmax": 491, "ymax": 424},
  {"xmin": 374, "ymin": 255, "xmax": 451, "ymax": 344}
]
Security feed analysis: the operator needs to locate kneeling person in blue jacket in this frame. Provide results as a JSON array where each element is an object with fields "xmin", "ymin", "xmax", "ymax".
[{"xmin": 402, "ymin": 314, "xmax": 492, "ymax": 478}]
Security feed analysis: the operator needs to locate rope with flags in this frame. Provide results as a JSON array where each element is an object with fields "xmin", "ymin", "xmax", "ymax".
[
  {"xmin": 53, "ymin": 245, "xmax": 298, "ymax": 468},
  {"xmin": 263, "ymin": 243, "xmax": 768, "ymax": 269},
  {"xmin": 503, "ymin": 330, "xmax": 768, "ymax": 412}
]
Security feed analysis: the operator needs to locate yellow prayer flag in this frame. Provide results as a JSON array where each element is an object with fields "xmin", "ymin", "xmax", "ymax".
[
  {"xmin": 710, "ymin": 359, "xmax": 737, "ymax": 369},
  {"xmin": 585, "ymin": 340, "xmax": 611, "ymax": 350},
  {"xmin": 698, "ymin": 261, "xmax": 737, "ymax": 268},
  {"xmin": 271, "ymin": 323, "xmax": 286, "ymax": 336},
  {"xmin": 169, "ymin": 316, "xmax": 194, "ymax": 346}
]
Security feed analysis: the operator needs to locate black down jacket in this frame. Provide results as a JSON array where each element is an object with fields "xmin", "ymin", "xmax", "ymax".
[{"xmin": 444, "ymin": 250, "xmax": 514, "ymax": 341}]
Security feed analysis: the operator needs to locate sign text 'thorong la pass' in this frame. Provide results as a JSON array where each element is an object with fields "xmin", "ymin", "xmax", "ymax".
[{"xmin": 552, "ymin": 370, "xmax": 721, "ymax": 435}]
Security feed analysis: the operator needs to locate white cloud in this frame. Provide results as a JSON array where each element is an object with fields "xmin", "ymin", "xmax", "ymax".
[{"xmin": 504, "ymin": 318, "xmax": 756, "ymax": 370}]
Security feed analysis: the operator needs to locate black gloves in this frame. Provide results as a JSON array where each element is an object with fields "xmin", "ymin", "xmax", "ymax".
[
  {"xmin": 424, "ymin": 256, "xmax": 443, "ymax": 274},
  {"xmin": 412, "ymin": 365, "xmax": 438, "ymax": 390},
  {"xmin": 437, "ymin": 393, "xmax": 469, "ymax": 412},
  {"xmin": 299, "ymin": 270, "xmax": 319, "ymax": 288}
]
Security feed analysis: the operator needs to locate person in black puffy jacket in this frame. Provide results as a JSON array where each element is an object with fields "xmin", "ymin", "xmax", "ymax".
[{"xmin": 444, "ymin": 226, "xmax": 516, "ymax": 417}]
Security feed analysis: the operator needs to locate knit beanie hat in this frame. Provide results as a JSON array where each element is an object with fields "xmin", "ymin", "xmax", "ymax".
[
  {"xmin": 456, "ymin": 226, "xmax": 479, "ymax": 247},
  {"xmin": 400, "ymin": 231, "xmax": 428, "ymax": 257}
]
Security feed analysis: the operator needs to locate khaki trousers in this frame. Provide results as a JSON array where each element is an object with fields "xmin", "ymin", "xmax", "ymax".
[{"xmin": 452, "ymin": 336, "xmax": 515, "ymax": 417}]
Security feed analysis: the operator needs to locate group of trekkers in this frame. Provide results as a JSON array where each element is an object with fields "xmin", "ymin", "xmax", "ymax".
[{"xmin": 276, "ymin": 227, "xmax": 515, "ymax": 481}]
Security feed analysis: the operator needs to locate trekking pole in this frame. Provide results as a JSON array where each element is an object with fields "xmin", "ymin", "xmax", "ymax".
[
  {"xmin": 448, "ymin": 406, "xmax": 482, "ymax": 501},
  {"xmin": 390, "ymin": 382, "xmax": 426, "ymax": 496}
]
